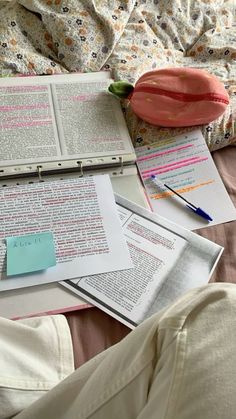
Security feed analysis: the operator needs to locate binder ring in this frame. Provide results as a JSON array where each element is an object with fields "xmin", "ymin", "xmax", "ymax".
[
  {"xmin": 119, "ymin": 157, "xmax": 123, "ymax": 174},
  {"xmin": 37, "ymin": 165, "xmax": 43, "ymax": 182},
  {"xmin": 77, "ymin": 161, "xmax": 83, "ymax": 177}
]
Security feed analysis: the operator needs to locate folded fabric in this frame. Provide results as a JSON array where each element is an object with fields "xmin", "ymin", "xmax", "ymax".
[{"xmin": 0, "ymin": 0, "xmax": 235, "ymax": 151}]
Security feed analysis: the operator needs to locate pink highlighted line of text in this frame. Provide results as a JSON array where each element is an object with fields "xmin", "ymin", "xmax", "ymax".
[
  {"xmin": 142, "ymin": 157, "xmax": 208, "ymax": 178},
  {"xmin": 136, "ymin": 144, "xmax": 193, "ymax": 162}
]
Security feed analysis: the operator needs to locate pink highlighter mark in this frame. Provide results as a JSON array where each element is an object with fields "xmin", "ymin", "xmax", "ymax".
[
  {"xmin": 1, "ymin": 85, "xmax": 48, "ymax": 93},
  {"xmin": 137, "ymin": 144, "xmax": 193, "ymax": 162},
  {"xmin": 145, "ymin": 157, "xmax": 209, "ymax": 176},
  {"xmin": 142, "ymin": 156, "xmax": 201, "ymax": 176},
  {"xmin": 0, "ymin": 104, "xmax": 49, "ymax": 112},
  {"xmin": 1, "ymin": 120, "xmax": 52, "ymax": 129},
  {"xmin": 70, "ymin": 95, "xmax": 91, "ymax": 101}
]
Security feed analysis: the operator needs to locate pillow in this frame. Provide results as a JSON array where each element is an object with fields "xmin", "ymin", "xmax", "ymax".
[
  {"xmin": 126, "ymin": 68, "xmax": 229, "ymax": 128},
  {"xmin": 124, "ymin": 80, "xmax": 236, "ymax": 152}
]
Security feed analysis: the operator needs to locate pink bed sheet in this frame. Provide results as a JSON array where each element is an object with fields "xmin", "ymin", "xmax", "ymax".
[
  {"xmin": 196, "ymin": 145, "xmax": 236, "ymax": 283},
  {"xmin": 66, "ymin": 145, "xmax": 236, "ymax": 368}
]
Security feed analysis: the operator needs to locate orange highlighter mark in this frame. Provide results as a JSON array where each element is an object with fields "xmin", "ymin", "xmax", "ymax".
[{"xmin": 150, "ymin": 180, "xmax": 215, "ymax": 200}]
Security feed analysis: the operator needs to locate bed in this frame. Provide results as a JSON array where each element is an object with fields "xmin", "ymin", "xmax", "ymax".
[
  {"xmin": 0, "ymin": 0, "xmax": 236, "ymax": 368},
  {"xmin": 66, "ymin": 144, "xmax": 236, "ymax": 368}
]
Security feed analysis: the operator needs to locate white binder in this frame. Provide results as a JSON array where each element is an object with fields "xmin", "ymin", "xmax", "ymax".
[{"xmin": 0, "ymin": 70, "xmax": 148, "ymax": 318}]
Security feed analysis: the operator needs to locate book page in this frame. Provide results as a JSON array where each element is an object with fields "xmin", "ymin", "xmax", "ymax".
[
  {"xmin": 0, "ymin": 84, "xmax": 61, "ymax": 165},
  {"xmin": 0, "ymin": 175, "xmax": 132, "ymax": 291},
  {"xmin": 0, "ymin": 72, "xmax": 134, "ymax": 168},
  {"xmin": 62, "ymin": 195, "xmax": 223, "ymax": 328},
  {"xmin": 52, "ymin": 80, "xmax": 134, "ymax": 158}
]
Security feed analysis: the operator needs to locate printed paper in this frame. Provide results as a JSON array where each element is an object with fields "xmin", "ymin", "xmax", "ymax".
[
  {"xmin": 136, "ymin": 130, "xmax": 236, "ymax": 230},
  {"xmin": 0, "ymin": 175, "xmax": 132, "ymax": 291}
]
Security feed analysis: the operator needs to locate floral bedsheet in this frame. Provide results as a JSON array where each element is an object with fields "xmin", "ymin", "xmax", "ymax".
[{"xmin": 0, "ymin": 0, "xmax": 236, "ymax": 151}]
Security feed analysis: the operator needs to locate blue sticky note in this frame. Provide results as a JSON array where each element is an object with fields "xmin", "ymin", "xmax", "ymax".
[{"xmin": 6, "ymin": 232, "xmax": 56, "ymax": 276}]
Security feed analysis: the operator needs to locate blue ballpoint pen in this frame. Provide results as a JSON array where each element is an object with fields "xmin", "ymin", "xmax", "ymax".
[{"xmin": 150, "ymin": 175, "xmax": 213, "ymax": 222}]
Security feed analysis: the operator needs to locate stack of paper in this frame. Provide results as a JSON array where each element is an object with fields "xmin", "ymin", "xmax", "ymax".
[
  {"xmin": 136, "ymin": 130, "xmax": 236, "ymax": 230},
  {"xmin": 61, "ymin": 194, "xmax": 223, "ymax": 329}
]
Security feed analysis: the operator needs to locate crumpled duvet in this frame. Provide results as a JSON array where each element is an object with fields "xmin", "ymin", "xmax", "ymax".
[{"xmin": 0, "ymin": 0, "xmax": 236, "ymax": 151}]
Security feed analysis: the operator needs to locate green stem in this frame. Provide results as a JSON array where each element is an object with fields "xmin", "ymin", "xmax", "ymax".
[{"xmin": 108, "ymin": 81, "xmax": 134, "ymax": 99}]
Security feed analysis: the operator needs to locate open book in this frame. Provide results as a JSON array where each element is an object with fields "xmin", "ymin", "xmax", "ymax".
[
  {"xmin": 61, "ymin": 194, "xmax": 223, "ymax": 329},
  {"xmin": 0, "ymin": 71, "xmax": 147, "ymax": 206},
  {"xmin": 0, "ymin": 71, "xmax": 135, "ymax": 174}
]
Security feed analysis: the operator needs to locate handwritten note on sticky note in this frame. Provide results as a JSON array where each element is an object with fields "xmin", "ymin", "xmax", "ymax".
[{"xmin": 6, "ymin": 232, "xmax": 56, "ymax": 276}]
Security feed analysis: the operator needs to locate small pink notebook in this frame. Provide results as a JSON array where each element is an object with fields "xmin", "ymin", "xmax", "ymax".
[{"xmin": 0, "ymin": 282, "xmax": 92, "ymax": 320}]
